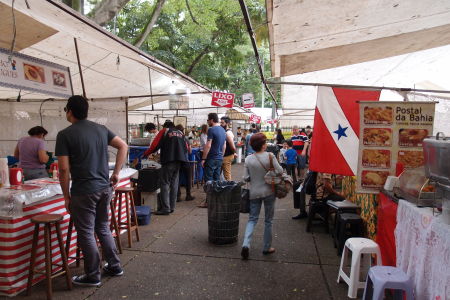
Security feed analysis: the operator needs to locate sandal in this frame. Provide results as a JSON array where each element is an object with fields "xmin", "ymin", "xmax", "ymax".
[{"xmin": 262, "ymin": 247, "xmax": 276, "ymax": 255}]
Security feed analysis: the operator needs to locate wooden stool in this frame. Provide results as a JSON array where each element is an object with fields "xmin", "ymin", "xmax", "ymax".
[
  {"xmin": 27, "ymin": 214, "xmax": 72, "ymax": 300},
  {"xmin": 113, "ymin": 187, "xmax": 140, "ymax": 247},
  {"xmin": 65, "ymin": 217, "xmax": 84, "ymax": 267}
]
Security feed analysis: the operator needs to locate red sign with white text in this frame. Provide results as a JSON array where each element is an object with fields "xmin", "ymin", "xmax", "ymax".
[
  {"xmin": 211, "ymin": 91, "xmax": 235, "ymax": 108},
  {"xmin": 250, "ymin": 114, "xmax": 261, "ymax": 124}
]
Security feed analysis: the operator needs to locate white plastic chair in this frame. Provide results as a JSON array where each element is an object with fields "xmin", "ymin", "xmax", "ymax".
[{"xmin": 337, "ymin": 237, "xmax": 382, "ymax": 298}]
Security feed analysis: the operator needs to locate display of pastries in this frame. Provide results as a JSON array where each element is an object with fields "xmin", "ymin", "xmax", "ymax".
[
  {"xmin": 362, "ymin": 149, "xmax": 391, "ymax": 168},
  {"xmin": 363, "ymin": 128, "xmax": 392, "ymax": 146},
  {"xmin": 52, "ymin": 71, "xmax": 66, "ymax": 87},
  {"xmin": 363, "ymin": 106, "xmax": 393, "ymax": 125},
  {"xmin": 361, "ymin": 170, "xmax": 390, "ymax": 187},
  {"xmin": 399, "ymin": 129, "xmax": 428, "ymax": 147},
  {"xmin": 397, "ymin": 150, "xmax": 425, "ymax": 168},
  {"xmin": 23, "ymin": 63, "xmax": 45, "ymax": 84}
]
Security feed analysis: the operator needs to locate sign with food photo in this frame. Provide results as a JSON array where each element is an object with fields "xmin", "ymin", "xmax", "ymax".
[
  {"xmin": 357, "ymin": 101, "xmax": 435, "ymax": 193},
  {"xmin": 0, "ymin": 47, "xmax": 73, "ymax": 98},
  {"xmin": 363, "ymin": 128, "xmax": 392, "ymax": 146},
  {"xmin": 362, "ymin": 149, "xmax": 391, "ymax": 168}
]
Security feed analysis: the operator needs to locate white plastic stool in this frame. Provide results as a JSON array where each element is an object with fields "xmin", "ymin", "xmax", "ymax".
[{"xmin": 337, "ymin": 237, "xmax": 382, "ymax": 298}]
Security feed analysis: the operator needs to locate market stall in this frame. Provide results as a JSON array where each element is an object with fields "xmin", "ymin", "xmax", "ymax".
[
  {"xmin": 0, "ymin": 168, "xmax": 136, "ymax": 297},
  {"xmin": 0, "ymin": 1, "xmax": 215, "ymax": 297}
]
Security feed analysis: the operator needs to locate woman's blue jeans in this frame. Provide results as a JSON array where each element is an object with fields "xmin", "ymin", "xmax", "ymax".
[{"xmin": 242, "ymin": 194, "xmax": 275, "ymax": 252}]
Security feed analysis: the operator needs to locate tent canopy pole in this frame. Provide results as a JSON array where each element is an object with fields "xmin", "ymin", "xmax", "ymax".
[
  {"xmin": 266, "ymin": 80, "xmax": 450, "ymax": 95},
  {"xmin": 74, "ymin": 38, "xmax": 86, "ymax": 98}
]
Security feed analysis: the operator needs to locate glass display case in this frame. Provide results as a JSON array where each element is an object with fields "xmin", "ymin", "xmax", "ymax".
[{"xmin": 394, "ymin": 166, "xmax": 442, "ymax": 207}]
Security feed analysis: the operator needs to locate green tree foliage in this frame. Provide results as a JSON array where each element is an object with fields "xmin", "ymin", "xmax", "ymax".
[{"xmin": 106, "ymin": 0, "xmax": 276, "ymax": 106}]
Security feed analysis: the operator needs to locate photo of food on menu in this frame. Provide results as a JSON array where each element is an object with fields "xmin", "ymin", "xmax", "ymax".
[
  {"xmin": 399, "ymin": 129, "xmax": 428, "ymax": 147},
  {"xmin": 362, "ymin": 149, "xmax": 391, "ymax": 168},
  {"xmin": 363, "ymin": 106, "xmax": 393, "ymax": 125},
  {"xmin": 361, "ymin": 170, "xmax": 390, "ymax": 188},
  {"xmin": 397, "ymin": 150, "xmax": 425, "ymax": 168},
  {"xmin": 23, "ymin": 63, "xmax": 46, "ymax": 84},
  {"xmin": 363, "ymin": 128, "xmax": 392, "ymax": 146}
]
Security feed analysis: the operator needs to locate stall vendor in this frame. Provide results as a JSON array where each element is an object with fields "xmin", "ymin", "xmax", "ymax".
[{"xmin": 14, "ymin": 126, "xmax": 49, "ymax": 180}]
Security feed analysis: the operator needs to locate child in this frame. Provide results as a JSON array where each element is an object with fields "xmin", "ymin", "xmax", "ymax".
[
  {"xmin": 278, "ymin": 141, "xmax": 288, "ymax": 170},
  {"xmin": 284, "ymin": 140, "xmax": 297, "ymax": 182}
]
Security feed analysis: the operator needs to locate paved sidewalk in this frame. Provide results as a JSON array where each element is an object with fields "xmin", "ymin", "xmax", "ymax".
[{"xmin": 8, "ymin": 164, "xmax": 355, "ymax": 300}]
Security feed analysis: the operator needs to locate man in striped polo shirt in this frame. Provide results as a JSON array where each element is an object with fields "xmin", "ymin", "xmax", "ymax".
[{"xmin": 291, "ymin": 125, "xmax": 309, "ymax": 180}]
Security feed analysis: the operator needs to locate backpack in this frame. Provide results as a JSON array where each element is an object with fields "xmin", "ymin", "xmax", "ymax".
[
  {"xmin": 254, "ymin": 153, "xmax": 291, "ymax": 199},
  {"xmin": 304, "ymin": 171, "xmax": 318, "ymax": 195}
]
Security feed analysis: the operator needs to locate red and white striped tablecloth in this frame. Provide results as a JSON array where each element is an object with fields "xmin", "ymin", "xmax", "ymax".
[{"xmin": 0, "ymin": 177, "xmax": 131, "ymax": 297}]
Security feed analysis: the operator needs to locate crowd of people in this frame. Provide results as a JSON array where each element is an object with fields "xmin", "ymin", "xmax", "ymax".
[
  {"xmin": 139, "ymin": 118, "xmax": 346, "ymax": 260},
  {"xmin": 14, "ymin": 103, "xmax": 345, "ymax": 284}
]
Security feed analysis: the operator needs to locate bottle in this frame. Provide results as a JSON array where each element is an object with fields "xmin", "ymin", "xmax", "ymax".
[{"xmin": 52, "ymin": 168, "xmax": 58, "ymax": 180}]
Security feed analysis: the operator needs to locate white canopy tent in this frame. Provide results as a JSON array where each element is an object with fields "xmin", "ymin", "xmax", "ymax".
[
  {"xmin": 0, "ymin": 0, "xmax": 220, "ymax": 156},
  {"xmin": 0, "ymin": 0, "xmax": 210, "ymax": 105},
  {"xmin": 266, "ymin": 0, "xmax": 450, "ymax": 132},
  {"xmin": 276, "ymin": 44, "xmax": 450, "ymax": 133},
  {"xmin": 267, "ymin": 0, "xmax": 450, "ymax": 77}
]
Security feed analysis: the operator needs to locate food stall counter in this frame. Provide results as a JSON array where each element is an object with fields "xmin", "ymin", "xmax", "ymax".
[{"xmin": 0, "ymin": 168, "xmax": 137, "ymax": 297}]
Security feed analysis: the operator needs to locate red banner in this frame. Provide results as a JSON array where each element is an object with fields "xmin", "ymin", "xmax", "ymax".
[
  {"xmin": 211, "ymin": 91, "xmax": 235, "ymax": 108},
  {"xmin": 249, "ymin": 114, "xmax": 261, "ymax": 124}
]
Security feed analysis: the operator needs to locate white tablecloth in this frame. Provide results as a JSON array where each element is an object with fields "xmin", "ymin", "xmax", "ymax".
[{"xmin": 395, "ymin": 200, "xmax": 450, "ymax": 300}]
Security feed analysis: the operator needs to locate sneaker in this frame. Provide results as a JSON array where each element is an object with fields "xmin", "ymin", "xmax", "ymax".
[
  {"xmin": 241, "ymin": 246, "xmax": 249, "ymax": 260},
  {"xmin": 154, "ymin": 210, "xmax": 170, "ymax": 215},
  {"xmin": 72, "ymin": 274, "xmax": 101, "ymax": 287},
  {"xmin": 103, "ymin": 263, "xmax": 124, "ymax": 277}
]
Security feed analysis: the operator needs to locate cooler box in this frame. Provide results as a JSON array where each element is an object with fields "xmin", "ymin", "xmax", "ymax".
[{"xmin": 135, "ymin": 205, "xmax": 151, "ymax": 225}]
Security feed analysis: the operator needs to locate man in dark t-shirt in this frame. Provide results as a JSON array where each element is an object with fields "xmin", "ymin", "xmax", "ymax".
[{"xmin": 55, "ymin": 95, "xmax": 128, "ymax": 287}]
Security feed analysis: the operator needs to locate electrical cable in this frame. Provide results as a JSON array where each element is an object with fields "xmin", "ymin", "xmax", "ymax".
[
  {"xmin": 39, "ymin": 99, "xmax": 53, "ymax": 127},
  {"xmin": 238, "ymin": 0, "xmax": 278, "ymax": 113},
  {"xmin": 8, "ymin": 0, "xmax": 17, "ymax": 62}
]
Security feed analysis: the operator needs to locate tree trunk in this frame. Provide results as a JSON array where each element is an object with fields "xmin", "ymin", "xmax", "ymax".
[
  {"xmin": 185, "ymin": 32, "xmax": 220, "ymax": 75},
  {"xmin": 90, "ymin": 0, "xmax": 131, "ymax": 26},
  {"xmin": 133, "ymin": 0, "xmax": 167, "ymax": 48}
]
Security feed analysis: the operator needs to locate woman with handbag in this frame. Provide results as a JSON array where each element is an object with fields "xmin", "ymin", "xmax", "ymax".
[{"xmin": 241, "ymin": 133, "xmax": 284, "ymax": 260}]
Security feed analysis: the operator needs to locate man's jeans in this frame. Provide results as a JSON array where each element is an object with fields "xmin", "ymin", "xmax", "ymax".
[
  {"xmin": 204, "ymin": 159, "xmax": 222, "ymax": 182},
  {"xmin": 71, "ymin": 187, "xmax": 121, "ymax": 282},
  {"xmin": 242, "ymin": 194, "xmax": 275, "ymax": 252},
  {"xmin": 160, "ymin": 161, "xmax": 181, "ymax": 212}
]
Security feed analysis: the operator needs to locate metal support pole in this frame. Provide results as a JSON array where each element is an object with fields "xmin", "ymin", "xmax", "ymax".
[
  {"xmin": 148, "ymin": 68, "xmax": 154, "ymax": 111},
  {"xmin": 125, "ymin": 98, "xmax": 129, "ymax": 145},
  {"xmin": 73, "ymin": 38, "xmax": 86, "ymax": 98}
]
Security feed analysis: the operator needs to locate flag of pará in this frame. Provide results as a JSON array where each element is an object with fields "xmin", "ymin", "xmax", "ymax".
[{"xmin": 309, "ymin": 87, "xmax": 381, "ymax": 176}]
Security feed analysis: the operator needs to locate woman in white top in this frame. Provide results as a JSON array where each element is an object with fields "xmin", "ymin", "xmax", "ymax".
[
  {"xmin": 241, "ymin": 133, "xmax": 283, "ymax": 260},
  {"xmin": 199, "ymin": 124, "xmax": 208, "ymax": 148}
]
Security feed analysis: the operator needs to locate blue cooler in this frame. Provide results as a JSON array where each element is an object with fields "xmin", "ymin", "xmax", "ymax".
[{"xmin": 135, "ymin": 206, "xmax": 151, "ymax": 225}]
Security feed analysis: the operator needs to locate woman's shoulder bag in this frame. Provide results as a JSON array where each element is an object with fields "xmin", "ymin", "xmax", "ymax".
[{"xmin": 255, "ymin": 153, "xmax": 291, "ymax": 199}]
